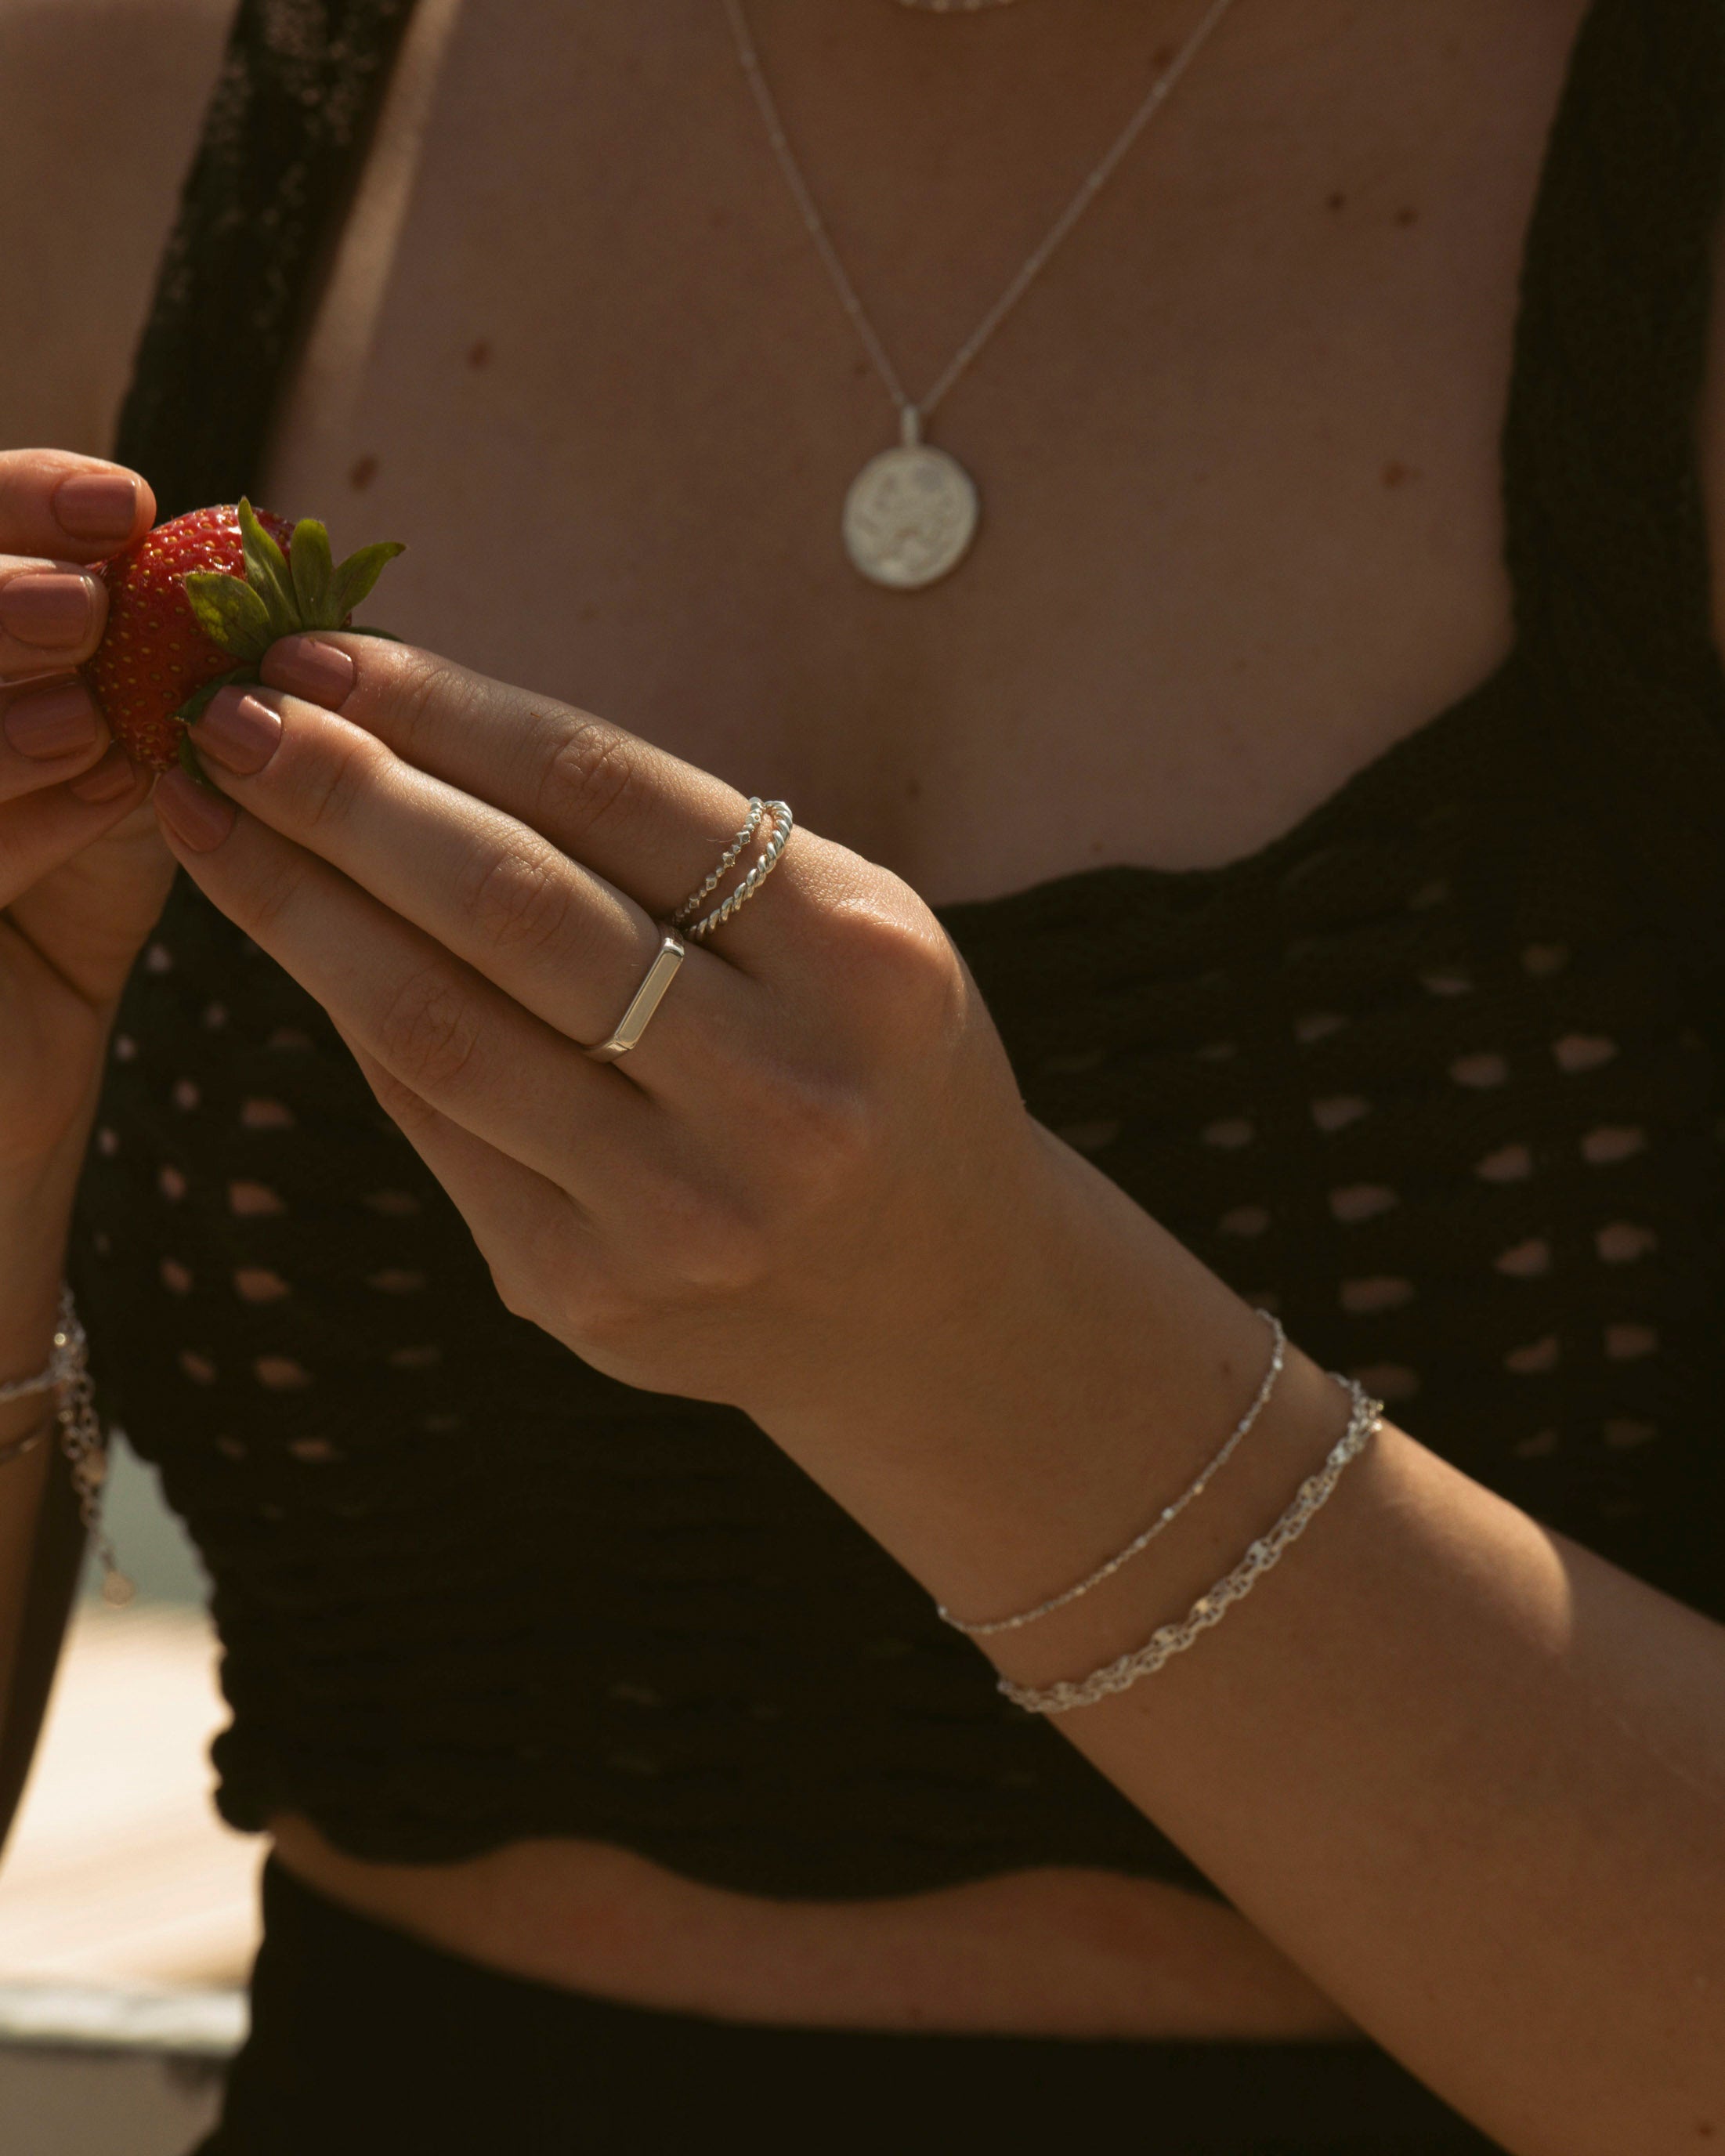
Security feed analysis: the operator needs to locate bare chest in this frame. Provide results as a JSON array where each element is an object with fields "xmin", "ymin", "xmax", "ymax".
[{"xmin": 266, "ymin": 0, "xmax": 1582, "ymax": 903}]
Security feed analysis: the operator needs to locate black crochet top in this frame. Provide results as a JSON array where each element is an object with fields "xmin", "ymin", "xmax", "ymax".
[{"xmin": 71, "ymin": 0, "xmax": 1725, "ymax": 1898}]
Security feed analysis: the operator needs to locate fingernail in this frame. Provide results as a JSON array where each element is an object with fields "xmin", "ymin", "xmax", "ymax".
[
  {"xmin": 68, "ymin": 743, "xmax": 138, "ymax": 804},
  {"xmin": 154, "ymin": 766, "xmax": 236, "ymax": 851},
  {"xmin": 52, "ymin": 473, "xmax": 139, "ymax": 545},
  {"xmin": 0, "ymin": 572, "xmax": 99, "ymax": 649},
  {"xmin": 195, "ymin": 689, "xmax": 283, "ymax": 776},
  {"xmin": 263, "ymin": 635, "xmax": 354, "ymax": 708},
  {"xmin": 3, "ymin": 678, "xmax": 100, "ymax": 759}
]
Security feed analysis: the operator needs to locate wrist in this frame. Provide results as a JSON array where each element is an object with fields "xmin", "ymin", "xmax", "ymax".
[{"xmin": 758, "ymin": 1123, "xmax": 1282, "ymax": 1618}]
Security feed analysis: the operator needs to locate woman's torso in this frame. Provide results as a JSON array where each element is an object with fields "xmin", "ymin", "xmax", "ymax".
[
  {"xmin": 255, "ymin": 0, "xmax": 1620, "ymax": 2035},
  {"xmin": 21, "ymin": 0, "xmax": 1725, "ymax": 2039}
]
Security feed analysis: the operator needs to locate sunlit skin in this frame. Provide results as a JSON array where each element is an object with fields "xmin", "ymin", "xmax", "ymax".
[{"xmin": 5, "ymin": 3, "xmax": 1725, "ymax": 2146}]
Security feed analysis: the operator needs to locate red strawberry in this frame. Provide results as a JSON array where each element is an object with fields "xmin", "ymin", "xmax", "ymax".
[{"xmin": 83, "ymin": 500, "xmax": 403, "ymax": 772}]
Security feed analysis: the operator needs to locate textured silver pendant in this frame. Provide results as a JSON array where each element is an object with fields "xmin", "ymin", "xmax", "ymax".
[{"xmin": 842, "ymin": 442, "xmax": 980, "ymax": 590}]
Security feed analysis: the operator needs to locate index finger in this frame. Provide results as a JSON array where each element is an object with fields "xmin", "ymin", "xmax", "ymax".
[
  {"xmin": 259, "ymin": 632, "xmax": 768, "ymax": 933},
  {"xmin": 0, "ymin": 450, "xmax": 155, "ymax": 561}
]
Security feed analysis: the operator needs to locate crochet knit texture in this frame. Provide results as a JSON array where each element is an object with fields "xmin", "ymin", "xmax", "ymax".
[{"xmin": 71, "ymin": 0, "xmax": 1725, "ymax": 1895}]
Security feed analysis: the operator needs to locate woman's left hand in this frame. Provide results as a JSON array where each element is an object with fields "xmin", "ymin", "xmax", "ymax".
[{"xmin": 150, "ymin": 633, "xmax": 1094, "ymax": 1442}]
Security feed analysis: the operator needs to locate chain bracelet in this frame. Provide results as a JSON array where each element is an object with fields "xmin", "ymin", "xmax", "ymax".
[
  {"xmin": 999, "ymin": 1377, "xmax": 1382, "ymax": 1715},
  {"xmin": 39, "ymin": 1290, "xmax": 132, "ymax": 1606},
  {"xmin": 938, "ymin": 1309, "xmax": 1286, "ymax": 1637}
]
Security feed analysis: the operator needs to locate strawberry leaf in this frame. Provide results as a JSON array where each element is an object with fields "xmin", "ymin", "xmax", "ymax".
[
  {"xmin": 331, "ymin": 540, "xmax": 407, "ymax": 619},
  {"xmin": 288, "ymin": 518, "xmax": 337, "ymax": 627},
  {"xmin": 238, "ymin": 497, "xmax": 300, "ymax": 638},
  {"xmin": 175, "ymin": 725, "xmax": 222, "ymax": 792},
  {"xmin": 184, "ymin": 572, "xmax": 275, "ymax": 661}
]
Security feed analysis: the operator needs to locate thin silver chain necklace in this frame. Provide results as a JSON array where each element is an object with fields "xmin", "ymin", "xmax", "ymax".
[{"xmin": 722, "ymin": 0, "xmax": 1242, "ymax": 589}]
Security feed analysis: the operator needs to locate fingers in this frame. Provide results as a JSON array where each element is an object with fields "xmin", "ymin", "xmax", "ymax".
[
  {"xmin": 0, "ymin": 557, "xmax": 109, "ymax": 678},
  {"xmin": 257, "ymin": 634, "xmax": 790, "ymax": 955},
  {"xmin": 337, "ymin": 1031, "xmax": 595, "ymax": 1328},
  {"xmin": 181, "ymin": 683, "xmax": 740, "ymax": 1074},
  {"xmin": 151, "ymin": 769, "xmax": 645, "ymax": 1188},
  {"xmin": 0, "ymin": 677, "xmax": 110, "ymax": 802},
  {"xmin": 0, "ymin": 451, "xmax": 154, "ymax": 563},
  {"xmin": 0, "ymin": 752, "xmax": 153, "ymax": 907}
]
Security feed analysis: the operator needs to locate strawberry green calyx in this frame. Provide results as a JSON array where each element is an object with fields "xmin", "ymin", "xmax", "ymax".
[
  {"xmin": 165, "ymin": 500, "xmax": 404, "ymax": 786},
  {"xmin": 181, "ymin": 499, "xmax": 404, "ymax": 668}
]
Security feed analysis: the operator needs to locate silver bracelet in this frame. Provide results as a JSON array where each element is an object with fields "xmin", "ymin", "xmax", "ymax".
[
  {"xmin": 0, "ymin": 1308, "xmax": 79, "ymax": 1404},
  {"xmin": 1000, "ymin": 1376, "xmax": 1382, "ymax": 1716},
  {"xmin": 938, "ymin": 1310, "xmax": 1286, "ymax": 1638},
  {"xmin": 0, "ymin": 1289, "xmax": 132, "ymax": 1605}
]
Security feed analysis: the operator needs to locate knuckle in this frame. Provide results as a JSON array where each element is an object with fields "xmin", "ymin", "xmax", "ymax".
[
  {"xmin": 374, "ymin": 964, "xmax": 484, "ymax": 1095},
  {"xmin": 458, "ymin": 841, "xmax": 576, "ymax": 960},
  {"xmin": 356, "ymin": 1054, "xmax": 428, "ymax": 1130},
  {"xmin": 369, "ymin": 645, "xmax": 459, "ymax": 748},
  {"xmin": 537, "ymin": 718, "xmax": 642, "ymax": 848},
  {"xmin": 842, "ymin": 901, "xmax": 969, "ymax": 1043},
  {"xmin": 287, "ymin": 715, "xmax": 389, "ymax": 837},
  {"xmin": 233, "ymin": 843, "xmax": 309, "ymax": 946}
]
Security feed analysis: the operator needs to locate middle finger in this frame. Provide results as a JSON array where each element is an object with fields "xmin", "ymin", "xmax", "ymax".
[
  {"xmin": 0, "ymin": 556, "xmax": 107, "ymax": 678},
  {"xmin": 181, "ymin": 683, "xmax": 743, "ymax": 1074},
  {"xmin": 257, "ymin": 635, "xmax": 791, "ymax": 957},
  {"xmin": 0, "ymin": 675, "xmax": 110, "ymax": 802}
]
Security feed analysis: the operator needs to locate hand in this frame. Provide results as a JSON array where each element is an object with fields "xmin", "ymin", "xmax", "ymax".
[
  {"xmin": 150, "ymin": 632, "xmax": 1065, "ymax": 1435},
  {"xmin": 0, "ymin": 450, "xmax": 168, "ymax": 1182}
]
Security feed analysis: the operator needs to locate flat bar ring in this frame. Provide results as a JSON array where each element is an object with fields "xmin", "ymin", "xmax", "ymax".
[{"xmin": 583, "ymin": 930, "xmax": 686, "ymax": 1063}]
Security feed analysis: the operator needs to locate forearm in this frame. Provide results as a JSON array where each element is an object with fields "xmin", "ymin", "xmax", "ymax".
[{"xmin": 758, "ymin": 1138, "xmax": 1725, "ymax": 2156}]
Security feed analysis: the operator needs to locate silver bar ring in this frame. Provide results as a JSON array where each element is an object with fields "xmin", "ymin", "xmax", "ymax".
[{"xmin": 583, "ymin": 930, "xmax": 686, "ymax": 1064}]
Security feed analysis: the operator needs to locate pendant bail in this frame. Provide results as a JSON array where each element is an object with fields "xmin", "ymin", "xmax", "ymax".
[{"xmin": 900, "ymin": 404, "xmax": 923, "ymax": 447}]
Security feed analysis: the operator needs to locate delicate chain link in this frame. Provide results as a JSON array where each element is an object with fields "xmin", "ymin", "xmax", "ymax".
[
  {"xmin": 1000, "ymin": 1377, "xmax": 1382, "ymax": 1715},
  {"xmin": 939, "ymin": 1308, "xmax": 1285, "ymax": 1637},
  {"xmin": 722, "ymin": 0, "xmax": 1241, "ymax": 436},
  {"xmin": 671, "ymin": 799, "xmax": 767, "ymax": 925},
  {"xmin": 681, "ymin": 801, "xmax": 794, "ymax": 942},
  {"xmin": 17, "ymin": 1290, "xmax": 134, "ymax": 1607},
  {"xmin": 0, "ymin": 1332, "xmax": 63, "ymax": 1403}
]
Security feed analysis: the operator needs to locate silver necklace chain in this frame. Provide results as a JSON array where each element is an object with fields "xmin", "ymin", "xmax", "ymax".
[{"xmin": 722, "ymin": 0, "xmax": 1241, "ymax": 445}]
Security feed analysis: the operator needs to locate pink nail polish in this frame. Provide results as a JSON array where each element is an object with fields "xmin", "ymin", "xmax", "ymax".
[
  {"xmin": 263, "ymin": 636, "xmax": 355, "ymax": 708},
  {"xmin": 154, "ymin": 767, "xmax": 236, "ymax": 851},
  {"xmin": 52, "ymin": 473, "xmax": 139, "ymax": 544},
  {"xmin": 3, "ymin": 679, "xmax": 100, "ymax": 759},
  {"xmin": 0, "ymin": 572, "xmax": 99, "ymax": 649},
  {"xmin": 68, "ymin": 745, "xmax": 138, "ymax": 805},
  {"xmin": 195, "ymin": 689, "xmax": 283, "ymax": 776}
]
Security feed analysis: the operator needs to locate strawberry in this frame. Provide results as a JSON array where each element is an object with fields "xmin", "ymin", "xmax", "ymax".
[{"xmin": 83, "ymin": 499, "xmax": 403, "ymax": 772}]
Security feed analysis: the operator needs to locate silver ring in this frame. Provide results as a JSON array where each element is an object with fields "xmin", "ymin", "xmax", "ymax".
[
  {"xmin": 671, "ymin": 801, "xmax": 766, "ymax": 927},
  {"xmin": 682, "ymin": 800, "xmax": 794, "ymax": 942},
  {"xmin": 583, "ymin": 930, "xmax": 685, "ymax": 1063}
]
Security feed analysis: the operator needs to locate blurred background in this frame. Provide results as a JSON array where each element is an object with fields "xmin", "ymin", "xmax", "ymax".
[{"xmin": 0, "ymin": 1439, "xmax": 255, "ymax": 2153}]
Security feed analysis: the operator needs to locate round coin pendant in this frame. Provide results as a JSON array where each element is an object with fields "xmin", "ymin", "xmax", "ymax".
[{"xmin": 842, "ymin": 443, "xmax": 980, "ymax": 591}]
